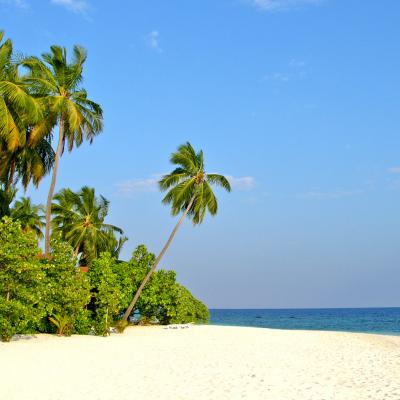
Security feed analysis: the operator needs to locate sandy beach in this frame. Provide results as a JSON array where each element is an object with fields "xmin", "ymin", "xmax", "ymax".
[{"xmin": 1, "ymin": 325, "xmax": 399, "ymax": 400}]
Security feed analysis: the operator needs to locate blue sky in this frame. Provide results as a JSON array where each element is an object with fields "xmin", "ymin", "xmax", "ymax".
[{"xmin": 2, "ymin": 0, "xmax": 400, "ymax": 308}]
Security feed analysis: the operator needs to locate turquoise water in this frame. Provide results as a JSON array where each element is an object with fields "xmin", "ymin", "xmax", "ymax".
[{"xmin": 209, "ymin": 308, "xmax": 400, "ymax": 335}]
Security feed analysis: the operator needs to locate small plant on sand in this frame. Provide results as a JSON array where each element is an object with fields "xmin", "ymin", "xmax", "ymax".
[
  {"xmin": 48, "ymin": 314, "xmax": 72, "ymax": 336},
  {"xmin": 114, "ymin": 319, "xmax": 129, "ymax": 333}
]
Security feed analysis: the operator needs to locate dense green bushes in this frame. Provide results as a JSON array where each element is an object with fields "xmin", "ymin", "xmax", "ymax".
[
  {"xmin": 0, "ymin": 218, "xmax": 45, "ymax": 341},
  {"xmin": 0, "ymin": 218, "xmax": 209, "ymax": 341},
  {"xmin": 88, "ymin": 245, "xmax": 209, "ymax": 333}
]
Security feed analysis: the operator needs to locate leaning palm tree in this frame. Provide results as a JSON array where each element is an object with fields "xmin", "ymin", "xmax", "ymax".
[
  {"xmin": 23, "ymin": 45, "xmax": 103, "ymax": 255},
  {"xmin": 52, "ymin": 186, "xmax": 123, "ymax": 267},
  {"xmin": 0, "ymin": 31, "xmax": 41, "ymax": 152},
  {"xmin": 10, "ymin": 197, "xmax": 45, "ymax": 239},
  {"xmin": 122, "ymin": 142, "xmax": 231, "ymax": 321}
]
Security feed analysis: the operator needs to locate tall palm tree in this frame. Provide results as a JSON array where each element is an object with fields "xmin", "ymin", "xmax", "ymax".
[
  {"xmin": 122, "ymin": 142, "xmax": 231, "ymax": 321},
  {"xmin": 0, "ymin": 31, "xmax": 41, "ymax": 152},
  {"xmin": 0, "ymin": 31, "xmax": 45, "ymax": 193},
  {"xmin": 10, "ymin": 197, "xmax": 45, "ymax": 239},
  {"xmin": 52, "ymin": 186, "xmax": 123, "ymax": 266},
  {"xmin": 23, "ymin": 45, "xmax": 103, "ymax": 256}
]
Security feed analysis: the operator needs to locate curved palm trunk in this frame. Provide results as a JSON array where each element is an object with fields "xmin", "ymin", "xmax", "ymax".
[
  {"xmin": 122, "ymin": 196, "xmax": 195, "ymax": 321},
  {"xmin": 44, "ymin": 120, "xmax": 64, "ymax": 256}
]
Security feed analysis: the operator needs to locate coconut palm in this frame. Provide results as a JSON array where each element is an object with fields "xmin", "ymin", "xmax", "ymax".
[
  {"xmin": 0, "ymin": 31, "xmax": 41, "ymax": 152},
  {"xmin": 0, "ymin": 31, "xmax": 45, "ymax": 192},
  {"xmin": 10, "ymin": 197, "xmax": 45, "ymax": 239},
  {"xmin": 0, "ymin": 129, "xmax": 54, "ymax": 190},
  {"xmin": 52, "ymin": 186, "xmax": 123, "ymax": 266},
  {"xmin": 122, "ymin": 142, "xmax": 231, "ymax": 321},
  {"xmin": 23, "ymin": 45, "xmax": 103, "ymax": 256}
]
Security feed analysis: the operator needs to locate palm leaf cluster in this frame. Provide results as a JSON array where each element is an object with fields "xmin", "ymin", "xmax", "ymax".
[
  {"xmin": 159, "ymin": 142, "xmax": 231, "ymax": 224},
  {"xmin": 10, "ymin": 197, "xmax": 45, "ymax": 239},
  {"xmin": 52, "ymin": 186, "xmax": 124, "ymax": 266},
  {"xmin": 0, "ymin": 32, "xmax": 54, "ymax": 191},
  {"xmin": 23, "ymin": 45, "xmax": 103, "ymax": 151}
]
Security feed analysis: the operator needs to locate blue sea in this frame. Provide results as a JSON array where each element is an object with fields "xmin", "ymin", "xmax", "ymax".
[{"xmin": 209, "ymin": 308, "xmax": 400, "ymax": 335}]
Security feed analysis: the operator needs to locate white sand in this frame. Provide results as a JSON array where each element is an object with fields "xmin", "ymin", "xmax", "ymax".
[{"xmin": 1, "ymin": 325, "xmax": 399, "ymax": 400}]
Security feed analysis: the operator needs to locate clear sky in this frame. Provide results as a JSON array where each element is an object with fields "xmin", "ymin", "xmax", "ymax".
[{"xmin": 2, "ymin": 0, "xmax": 399, "ymax": 308}]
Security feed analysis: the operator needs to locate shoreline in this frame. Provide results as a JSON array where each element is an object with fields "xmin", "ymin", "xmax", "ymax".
[
  {"xmin": 208, "ymin": 323, "xmax": 400, "ymax": 337},
  {"xmin": 2, "ymin": 325, "xmax": 400, "ymax": 399}
]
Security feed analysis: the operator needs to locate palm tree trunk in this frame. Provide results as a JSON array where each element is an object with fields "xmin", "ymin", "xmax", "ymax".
[
  {"xmin": 44, "ymin": 120, "xmax": 64, "ymax": 256},
  {"xmin": 7, "ymin": 156, "xmax": 16, "ymax": 188},
  {"xmin": 122, "ymin": 196, "xmax": 195, "ymax": 321}
]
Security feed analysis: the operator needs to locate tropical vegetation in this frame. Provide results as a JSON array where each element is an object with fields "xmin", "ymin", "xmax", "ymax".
[{"xmin": 0, "ymin": 31, "xmax": 230, "ymax": 342}]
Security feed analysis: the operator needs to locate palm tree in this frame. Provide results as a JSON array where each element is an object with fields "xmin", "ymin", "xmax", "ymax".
[
  {"xmin": 0, "ymin": 31, "xmax": 41, "ymax": 153},
  {"xmin": 0, "ymin": 129, "xmax": 54, "ymax": 190},
  {"xmin": 10, "ymin": 197, "xmax": 45, "ymax": 239},
  {"xmin": 0, "ymin": 31, "xmax": 45, "ymax": 192},
  {"xmin": 52, "ymin": 186, "xmax": 123, "ymax": 266},
  {"xmin": 23, "ymin": 45, "xmax": 103, "ymax": 256},
  {"xmin": 122, "ymin": 142, "xmax": 231, "ymax": 321}
]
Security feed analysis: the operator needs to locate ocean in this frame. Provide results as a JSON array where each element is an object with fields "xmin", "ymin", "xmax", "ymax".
[{"xmin": 209, "ymin": 308, "xmax": 400, "ymax": 335}]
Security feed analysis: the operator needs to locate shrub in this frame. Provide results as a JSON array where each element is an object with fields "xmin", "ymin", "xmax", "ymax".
[
  {"xmin": 73, "ymin": 308, "xmax": 92, "ymax": 335},
  {"xmin": 116, "ymin": 245, "xmax": 210, "ymax": 325},
  {"xmin": 114, "ymin": 319, "xmax": 129, "ymax": 333},
  {"xmin": 168, "ymin": 284, "xmax": 210, "ymax": 324},
  {"xmin": 39, "ymin": 238, "xmax": 91, "ymax": 335},
  {"xmin": 0, "ymin": 217, "xmax": 45, "ymax": 341},
  {"xmin": 88, "ymin": 253, "xmax": 123, "ymax": 335}
]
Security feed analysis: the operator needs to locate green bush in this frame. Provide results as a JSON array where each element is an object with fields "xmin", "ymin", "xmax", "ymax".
[
  {"xmin": 0, "ymin": 217, "xmax": 46, "ymax": 341},
  {"xmin": 39, "ymin": 238, "xmax": 91, "ymax": 335},
  {"xmin": 0, "ymin": 222, "xmax": 209, "ymax": 342},
  {"xmin": 115, "ymin": 245, "xmax": 210, "ymax": 325},
  {"xmin": 88, "ymin": 253, "xmax": 123, "ymax": 335},
  {"xmin": 72, "ymin": 308, "xmax": 92, "ymax": 335},
  {"xmin": 167, "ymin": 284, "xmax": 210, "ymax": 324}
]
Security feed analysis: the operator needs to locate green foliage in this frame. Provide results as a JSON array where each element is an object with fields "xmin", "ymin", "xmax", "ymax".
[
  {"xmin": 48, "ymin": 314, "xmax": 72, "ymax": 336},
  {"xmin": 0, "ymin": 31, "xmax": 42, "ymax": 154},
  {"xmin": 0, "ymin": 32, "xmax": 52, "ymax": 191},
  {"xmin": 11, "ymin": 196, "xmax": 45, "ymax": 239},
  {"xmin": 0, "ymin": 185, "xmax": 15, "ymax": 218},
  {"xmin": 87, "ymin": 245, "xmax": 210, "ymax": 328},
  {"xmin": 40, "ymin": 238, "xmax": 91, "ymax": 335},
  {"xmin": 23, "ymin": 44, "xmax": 103, "ymax": 149},
  {"xmin": 0, "ymin": 217, "xmax": 45, "ymax": 341},
  {"xmin": 88, "ymin": 253, "xmax": 123, "ymax": 336},
  {"xmin": 73, "ymin": 308, "xmax": 92, "ymax": 335},
  {"xmin": 118, "ymin": 245, "xmax": 209, "ymax": 325},
  {"xmin": 115, "ymin": 245, "xmax": 156, "ymax": 311},
  {"xmin": 168, "ymin": 284, "xmax": 210, "ymax": 324},
  {"xmin": 0, "ymin": 218, "xmax": 208, "ymax": 341}
]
